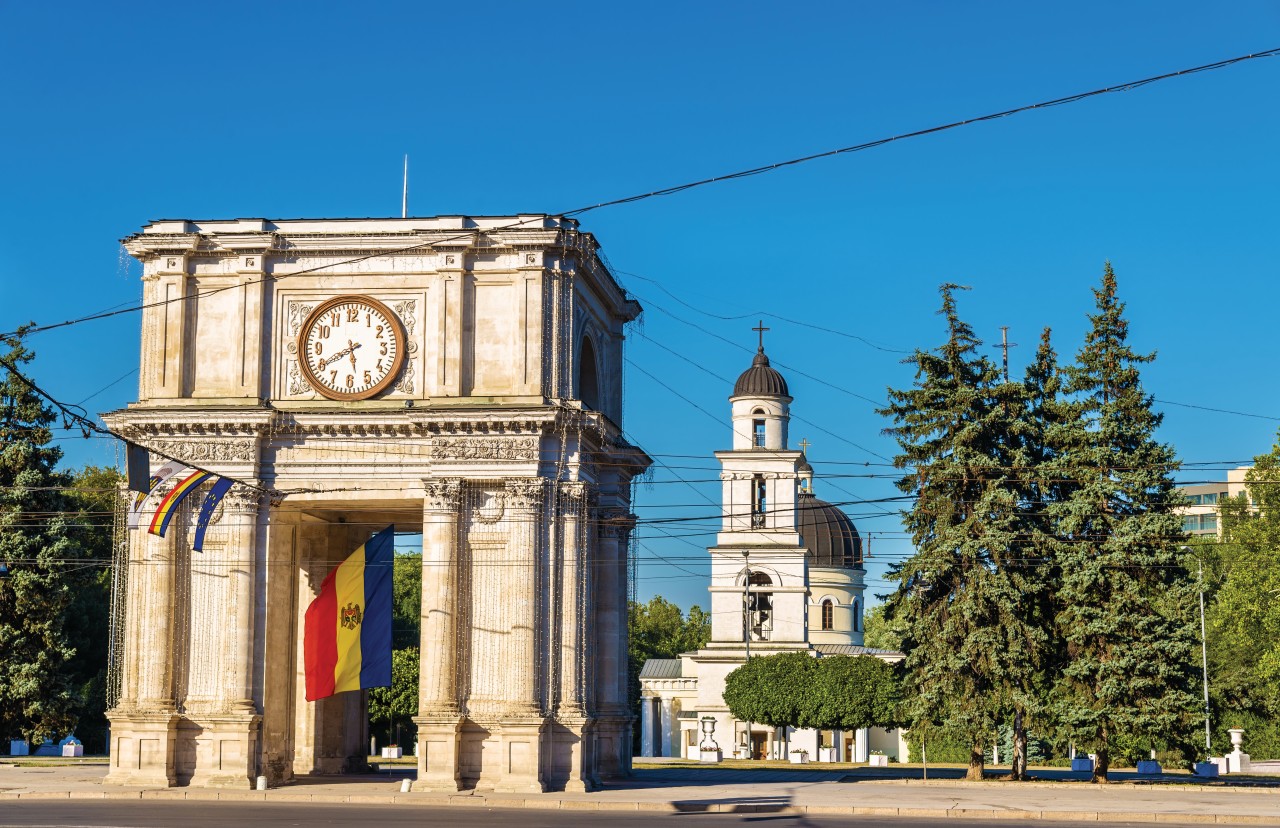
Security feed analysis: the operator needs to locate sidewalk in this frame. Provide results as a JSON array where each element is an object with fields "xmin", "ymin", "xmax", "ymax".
[{"xmin": 2, "ymin": 762, "xmax": 1278, "ymax": 824}]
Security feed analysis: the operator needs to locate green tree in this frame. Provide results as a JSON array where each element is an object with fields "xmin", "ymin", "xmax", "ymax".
[
  {"xmin": 879, "ymin": 284, "xmax": 1045, "ymax": 780},
  {"xmin": 861, "ymin": 603, "xmax": 904, "ymax": 652},
  {"xmin": 628, "ymin": 596, "xmax": 710, "ymax": 736},
  {"xmin": 1048, "ymin": 264, "xmax": 1200, "ymax": 782},
  {"xmin": 391, "ymin": 551, "xmax": 422, "ymax": 650},
  {"xmin": 1211, "ymin": 439, "xmax": 1280, "ymax": 759},
  {"xmin": 61, "ymin": 465, "xmax": 118, "ymax": 753},
  {"xmin": 368, "ymin": 647, "xmax": 419, "ymax": 748},
  {"xmin": 0, "ymin": 328, "xmax": 89, "ymax": 745},
  {"xmin": 723, "ymin": 651, "xmax": 815, "ymax": 731},
  {"xmin": 801, "ymin": 655, "xmax": 902, "ymax": 733}
]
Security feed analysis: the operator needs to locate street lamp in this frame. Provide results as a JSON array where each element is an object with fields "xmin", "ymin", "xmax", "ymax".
[
  {"xmin": 1181, "ymin": 545, "xmax": 1212, "ymax": 756},
  {"xmin": 743, "ymin": 550, "xmax": 752, "ymax": 760}
]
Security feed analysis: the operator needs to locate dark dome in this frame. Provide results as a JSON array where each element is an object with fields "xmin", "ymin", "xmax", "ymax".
[
  {"xmin": 733, "ymin": 349, "xmax": 790, "ymax": 397},
  {"xmin": 797, "ymin": 492, "xmax": 863, "ymax": 569}
]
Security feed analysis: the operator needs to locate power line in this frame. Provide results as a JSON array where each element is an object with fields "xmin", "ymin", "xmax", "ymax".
[{"xmin": 9, "ymin": 46, "xmax": 1277, "ymax": 342}]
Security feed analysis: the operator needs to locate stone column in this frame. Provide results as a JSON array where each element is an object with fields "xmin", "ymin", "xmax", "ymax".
[
  {"xmin": 639, "ymin": 697, "xmax": 654, "ymax": 758},
  {"xmin": 192, "ymin": 484, "xmax": 263, "ymax": 788},
  {"xmin": 106, "ymin": 488, "xmax": 180, "ymax": 787},
  {"xmin": 660, "ymin": 699, "xmax": 675, "ymax": 758},
  {"xmin": 555, "ymin": 483, "xmax": 596, "ymax": 790},
  {"xmin": 413, "ymin": 478, "xmax": 464, "ymax": 791},
  {"xmin": 854, "ymin": 727, "xmax": 869, "ymax": 763},
  {"xmin": 592, "ymin": 509, "xmax": 635, "ymax": 778},
  {"xmin": 494, "ymin": 477, "xmax": 546, "ymax": 793}
]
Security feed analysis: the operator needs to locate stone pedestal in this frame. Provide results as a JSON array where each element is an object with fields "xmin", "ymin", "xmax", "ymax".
[
  {"xmin": 413, "ymin": 715, "xmax": 463, "ymax": 791},
  {"xmin": 592, "ymin": 715, "xmax": 633, "ymax": 779},
  {"xmin": 554, "ymin": 716, "xmax": 598, "ymax": 792},
  {"xmin": 188, "ymin": 714, "xmax": 262, "ymax": 788},
  {"xmin": 104, "ymin": 712, "xmax": 180, "ymax": 787},
  {"xmin": 494, "ymin": 718, "xmax": 546, "ymax": 793}
]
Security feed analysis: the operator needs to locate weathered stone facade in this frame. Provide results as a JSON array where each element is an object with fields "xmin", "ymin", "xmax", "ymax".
[{"xmin": 104, "ymin": 216, "xmax": 649, "ymax": 792}]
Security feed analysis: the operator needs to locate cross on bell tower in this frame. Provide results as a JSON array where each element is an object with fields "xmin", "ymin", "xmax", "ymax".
[{"xmin": 752, "ymin": 320, "xmax": 770, "ymax": 351}]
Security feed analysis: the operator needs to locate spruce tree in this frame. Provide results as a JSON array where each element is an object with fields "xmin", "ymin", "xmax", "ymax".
[
  {"xmin": 881, "ymin": 284, "xmax": 1043, "ymax": 780},
  {"xmin": 1049, "ymin": 264, "xmax": 1199, "ymax": 782},
  {"xmin": 1009, "ymin": 328, "xmax": 1072, "ymax": 779},
  {"xmin": 0, "ymin": 326, "xmax": 87, "ymax": 745}
]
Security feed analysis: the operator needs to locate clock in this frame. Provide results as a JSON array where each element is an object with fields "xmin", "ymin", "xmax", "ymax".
[{"xmin": 297, "ymin": 296, "xmax": 406, "ymax": 401}]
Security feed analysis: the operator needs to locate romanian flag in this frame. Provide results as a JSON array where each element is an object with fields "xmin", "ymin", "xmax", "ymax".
[
  {"xmin": 303, "ymin": 525, "xmax": 394, "ymax": 702},
  {"xmin": 148, "ymin": 470, "xmax": 213, "ymax": 537}
]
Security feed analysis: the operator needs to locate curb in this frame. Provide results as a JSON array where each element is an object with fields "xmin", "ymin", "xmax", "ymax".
[{"xmin": 1, "ymin": 789, "xmax": 1278, "ymax": 824}]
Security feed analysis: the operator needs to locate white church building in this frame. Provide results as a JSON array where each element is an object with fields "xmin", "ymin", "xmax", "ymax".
[{"xmin": 638, "ymin": 340, "xmax": 906, "ymax": 763}]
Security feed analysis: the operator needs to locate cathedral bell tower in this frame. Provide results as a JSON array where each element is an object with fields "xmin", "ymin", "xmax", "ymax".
[{"xmin": 704, "ymin": 326, "xmax": 810, "ymax": 651}]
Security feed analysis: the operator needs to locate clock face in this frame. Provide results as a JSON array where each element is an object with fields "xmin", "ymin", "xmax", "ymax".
[{"xmin": 297, "ymin": 296, "xmax": 406, "ymax": 401}]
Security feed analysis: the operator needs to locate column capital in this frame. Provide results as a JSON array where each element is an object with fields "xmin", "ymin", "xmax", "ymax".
[
  {"xmin": 597, "ymin": 508, "xmax": 636, "ymax": 538},
  {"xmin": 422, "ymin": 477, "xmax": 463, "ymax": 512},
  {"xmin": 504, "ymin": 477, "xmax": 546, "ymax": 512},
  {"xmin": 223, "ymin": 483, "xmax": 263, "ymax": 513}
]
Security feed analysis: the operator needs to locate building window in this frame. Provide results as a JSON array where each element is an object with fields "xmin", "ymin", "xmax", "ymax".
[
  {"xmin": 852, "ymin": 598, "xmax": 860, "ymax": 632},
  {"xmin": 746, "ymin": 571, "xmax": 773, "ymax": 641},
  {"xmin": 752, "ymin": 474, "xmax": 767, "ymax": 528},
  {"xmin": 820, "ymin": 599, "xmax": 834, "ymax": 631},
  {"xmin": 1182, "ymin": 514, "xmax": 1218, "ymax": 533},
  {"xmin": 752, "ymin": 409, "xmax": 767, "ymax": 448}
]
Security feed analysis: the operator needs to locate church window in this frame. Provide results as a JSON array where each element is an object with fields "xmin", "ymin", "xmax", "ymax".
[
  {"xmin": 746, "ymin": 571, "xmax": 774, "ymax": 641},
  {"xmin": 751, "ymin": 475, "xmax": 767, "ymax": 528},
  {"xmin": 820, "ymin": 598, "xmax": 834, "ymax": 631},
  {"xmin": 852, "ymin": 598, "xmax": 860, "ymax": 632}
]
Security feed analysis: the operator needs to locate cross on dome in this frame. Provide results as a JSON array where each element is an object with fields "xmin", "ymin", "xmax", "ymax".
[{"xmin": 752, "ymin": 320, "xmax": 770, "ymax": 352}]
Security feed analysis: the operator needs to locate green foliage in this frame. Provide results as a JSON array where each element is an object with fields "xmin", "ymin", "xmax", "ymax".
[
  {"xmin": 60, "ymin": 465, "xmax": 118, "ymax": 753},
  {"xmin": 627, "ymin": 596, "xmax": 710, "ymax": 723},
  {"xmin": 801, "ymin": 656, "xmax": 902, "ymax": 732},
  {"xmin": 0, "ymin": 328, "xmax": 89, "ymax": 744},
  {"xmin": 879, "ymin": 284, "xmax": 1055, "ymax": 779},
  {"xmin": 1048, "ymin": 264, "xmax": 1201, "ymax": 778},
  {"xmin": 723, "ymin": 652, "xmax": 815, "ymax": 729},
  {"xmin": 368, "ymin": 647, "xmax": 419, "ymax": 746},
  {"xmin": 391, "ymin": 552, "xmax": 422, "ymax": 650},
  {"xmin": 905, "ymin": 729, "xmax": 971, "ymax": 763},
  {"xmin": 861, "ymin": 603, "xmax": 904, "ymax": 652},
  {"xmin": 1210, "ymin": 437, "xmax": 1280, "ymax": 759}
]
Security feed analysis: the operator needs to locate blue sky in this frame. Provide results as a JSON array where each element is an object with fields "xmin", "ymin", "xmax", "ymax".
[{"xmin": 2, "ymin": 2, "xmax": 1278, "ymax": 612}]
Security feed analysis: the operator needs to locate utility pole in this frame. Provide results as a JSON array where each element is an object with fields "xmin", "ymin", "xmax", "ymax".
[
  {"xmin": 743, "ymin": 550, "xmax": 752, "ymax": 760},
  {"xmin": 998, "ymin": 326, "xmax": 1017, "ymax": 383}
]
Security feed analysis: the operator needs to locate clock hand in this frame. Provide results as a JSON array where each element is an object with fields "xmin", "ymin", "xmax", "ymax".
[{"xmin": 347, "ymin": 340, "xmax": 359, "ymax": 372}]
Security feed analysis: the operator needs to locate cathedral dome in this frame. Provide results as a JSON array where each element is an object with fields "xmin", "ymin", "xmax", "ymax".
[
  {"xmin": 733, "ymin": 349, "xmax": 790, "ymax": 398},
  {"xmin": 798, "ymin": 491, "xmax": 862, "ymax": 569}
]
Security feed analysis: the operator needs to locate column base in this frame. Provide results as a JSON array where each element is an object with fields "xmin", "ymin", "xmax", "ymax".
[
  {"xmin": 187, "ymin": 714, "xmax": 262, "ymax": 789},
  {"xmin": 592, "ymin": 715, "xmax": 634, "ymax": 780},
  {"xmin": 492, "ymin": 717, "xmax": 546, "ymax": 793},
  {"xmin": 104, "ymin": 709, "xmax": 180, "ymax": 787},
  {"xmin": 412, "ymin": 714, "xmax": 463, "ymax": 792},
  {"xmin": 553, "ymin": 715, "xmax": 600, "ymax": 792}
]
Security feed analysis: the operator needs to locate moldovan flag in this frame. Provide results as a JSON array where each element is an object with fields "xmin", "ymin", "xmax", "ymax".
[{"xmin": 303, "ymin": 525, "xmax": 394, "ymax": 702}]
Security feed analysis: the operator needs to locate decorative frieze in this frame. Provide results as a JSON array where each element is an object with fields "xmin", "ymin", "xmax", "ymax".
[
  {"xmin": 433, "ymin": 436, "xmax": 539, "ymax": 461},
  {"xmin": 147, "ymin": 440, "xmax": 257, "ymax": 464}
]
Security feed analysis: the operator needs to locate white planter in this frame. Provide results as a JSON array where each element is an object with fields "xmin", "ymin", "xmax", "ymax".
[
  {"xmin": 868, "ymin": 754, "xmax": 889, "ymax": 767},
  {"xmin": 61, "ymin": 745, "xmax": 83, "ymax": 757},
  {"xmin": 788, "ymin": 752, "xmax": 809, "ymax": 764},
  {"xmin": 817, "ymin": 747, "xmax": 837, "ymax": 763},
  {"xmin": 380, "ymin": 747, "xmax": 402, "ymax": 759},
  {"xmin": 1194, "ymin": 762, "xmax": 1219, "ymax": 778},
  {"xmin": 1071, "ymin": 757, "xmax": 1094, "ymax": 772},
  {"xmin": 1136, "ymin": 760, "xmax": 1161, "ymax": 775},
  {"xmin": 699, "ymin": 749, "xmax": 722, "ymax": 764}
]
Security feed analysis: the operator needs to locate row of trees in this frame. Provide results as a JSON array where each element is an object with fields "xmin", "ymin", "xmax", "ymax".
[
  {"xmin": 878, "ymin": 266, "xmax": 1201, "ymax": 782},
  {"xmin": 723, "ymin": 652, "xmax": 900, "ymax": 741}
]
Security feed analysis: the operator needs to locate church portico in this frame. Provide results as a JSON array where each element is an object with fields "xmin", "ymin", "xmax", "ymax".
[{"xmin": 105, "ymin": 216, "xmax": 649, "ymax": 791}]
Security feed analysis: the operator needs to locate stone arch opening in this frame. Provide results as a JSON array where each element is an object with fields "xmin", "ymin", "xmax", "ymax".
[{"xmin": 578, "ymin": 335, "xmax": 601, "ymax": 411}]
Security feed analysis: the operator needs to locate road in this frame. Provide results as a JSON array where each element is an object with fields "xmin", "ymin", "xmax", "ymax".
[{"xmin": 0, "ymin": 801, "xmax": 1233, "ymax": 828}]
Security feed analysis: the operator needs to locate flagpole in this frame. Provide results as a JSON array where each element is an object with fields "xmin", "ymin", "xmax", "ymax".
[{"xmin": 402, "ymin": 155, "xmax": 408, "ymax": 218}]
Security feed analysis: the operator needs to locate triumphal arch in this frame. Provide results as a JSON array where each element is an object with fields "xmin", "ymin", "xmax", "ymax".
[{"xmin": 103, "ymin": 216, "xmax": 649, "ymax": 792}]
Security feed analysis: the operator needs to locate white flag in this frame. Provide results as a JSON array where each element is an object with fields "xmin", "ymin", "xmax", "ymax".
[{"xmin": 127, "ymin": 461, "xmax": 192, "ymax": 530}]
